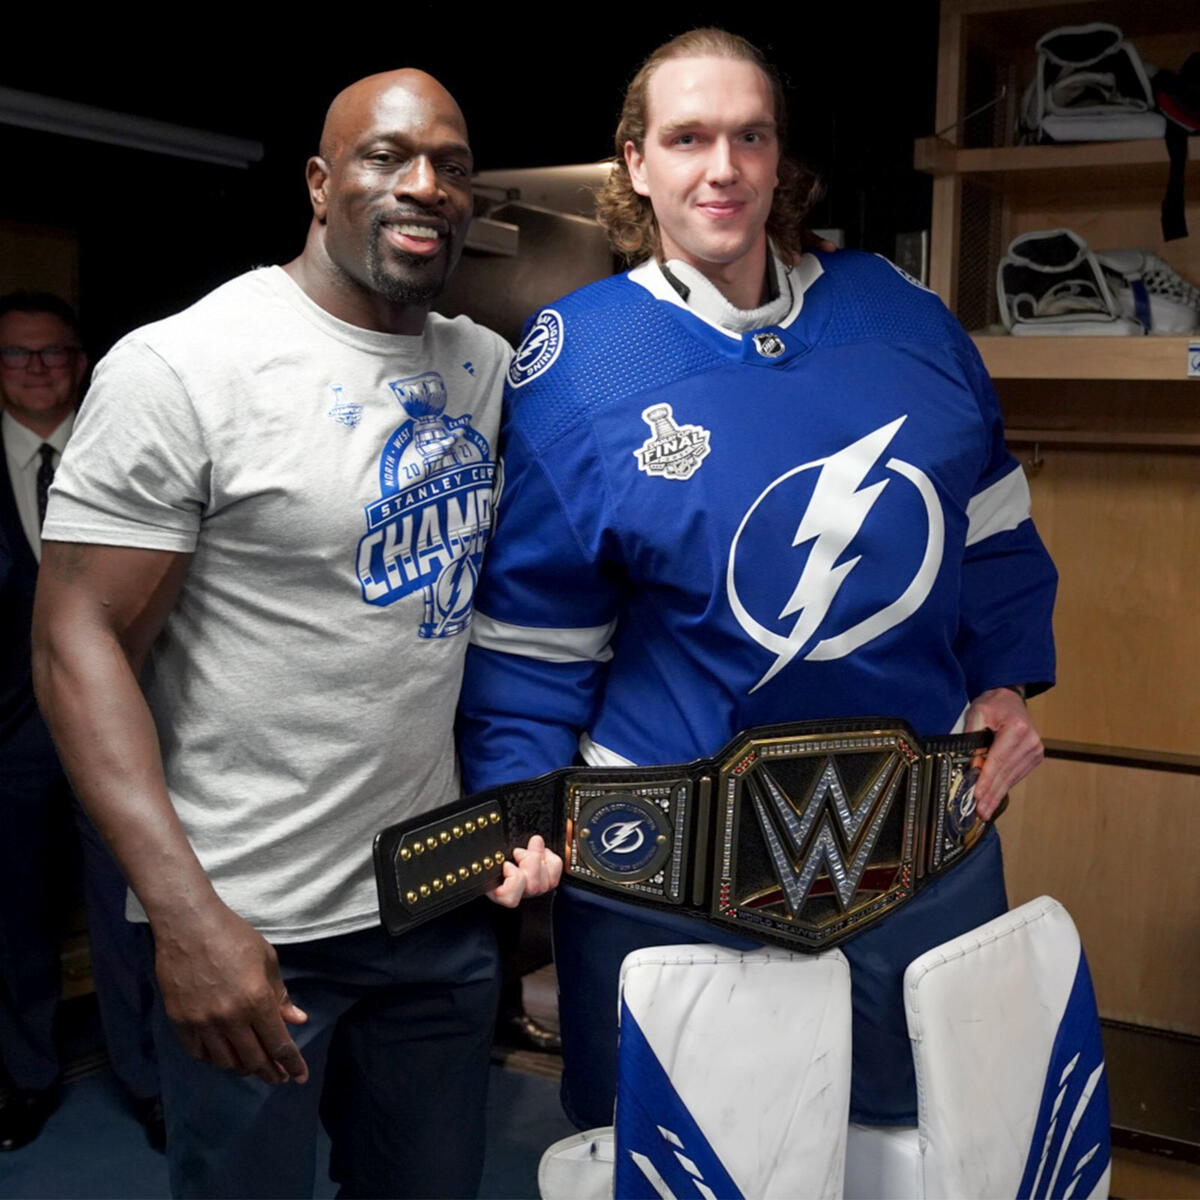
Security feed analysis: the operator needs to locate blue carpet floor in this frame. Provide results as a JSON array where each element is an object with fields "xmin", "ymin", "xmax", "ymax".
[{"xmin": 0, "ymin": 1062, "xmax": 576, "ymax": 1199}]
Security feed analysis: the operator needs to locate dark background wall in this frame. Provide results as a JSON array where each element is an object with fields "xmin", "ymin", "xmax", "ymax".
[{"xmin": 1, "ymin": 5, "xmax": 938, "ymax": 354}]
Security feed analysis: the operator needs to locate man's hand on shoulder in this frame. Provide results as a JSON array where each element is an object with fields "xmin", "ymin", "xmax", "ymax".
[
  {"xmin": 797, "ymin": 229, "xmax": 838, "ymax": 256},
  {"xmin": 965, "ymin": 686, "xmax": 1044, "ymax": 820},
  {"xmin": 486, "ymin": 834, "xmax": 563, "ymax": 908},
  {"xmin": 152, "ymin": 898, "xmax": 309, "ymax": 1086}
]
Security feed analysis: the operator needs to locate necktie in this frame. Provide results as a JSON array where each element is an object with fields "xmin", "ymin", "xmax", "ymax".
[{"xmin": 36, "ymin": 443, "xmax": 56, "ymax": 528}]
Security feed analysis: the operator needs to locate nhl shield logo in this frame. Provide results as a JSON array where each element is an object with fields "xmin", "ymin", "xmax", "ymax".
[
  {"xmin": 634, "ymin": 403, "xmax": 711, "ymax": 481},
  {"xmin": 752, "ymin": 331, "xmax": 786, "ymax": 358}
]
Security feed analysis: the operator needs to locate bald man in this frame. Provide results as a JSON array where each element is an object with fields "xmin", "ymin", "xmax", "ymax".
[{"xmin": 33, "ymin": 71, "xmax": 559, "ymax": 1199}]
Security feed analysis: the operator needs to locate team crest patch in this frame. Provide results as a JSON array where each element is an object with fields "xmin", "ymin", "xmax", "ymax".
[
  {"xmin": 634, "ymin": 404, "xmax": 711, "ymax": 481},
  {"xmin": 354, "ymin": 371, "xmax": 494, "ymax": 638},
  {"xmin": 753, "ymin": 331, "xmax": 786, "ymax": 358},
  {"xmin": 508, "ymin": 309, "xmax": 563, "ymax": 388}
]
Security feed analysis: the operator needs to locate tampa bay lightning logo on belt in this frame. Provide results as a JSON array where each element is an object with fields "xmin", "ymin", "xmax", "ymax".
[
  {"xmin": 634, "ymin": 403, "xmax": 711, "ymax": 480},
  {"xmin": 355, "ymin": 372, "xmax": 494, "ymax": 637},
  {"xmin": 944, "ymin": 764, "xmax": 980, "ymax": 840},
  {"xmin": 576, "ymin": 793, "xmax": 672, "ymax": 883},
  {"xmin": 508, "ymin": 309, "xmax": 563, "ymax": 388},
  {"xmin": 727, "ymin": 415, "xmax": 944, "ymax": 691}
]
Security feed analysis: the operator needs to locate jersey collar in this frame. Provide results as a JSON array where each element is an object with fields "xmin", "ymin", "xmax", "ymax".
[{"xmin": 629, "ymin": 250, "xmax": 824, "ymax": 340}]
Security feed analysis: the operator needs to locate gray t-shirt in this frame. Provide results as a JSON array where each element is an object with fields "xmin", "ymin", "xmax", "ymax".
[{"xmin": 44, "ymin": 267, "xmax": 510, "ymax": 941}]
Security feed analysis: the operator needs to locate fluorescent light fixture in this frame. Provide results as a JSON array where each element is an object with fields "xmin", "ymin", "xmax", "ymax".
[{"xmin": 0, "ymin": 86, "xmax": 263, "ymax": 169}]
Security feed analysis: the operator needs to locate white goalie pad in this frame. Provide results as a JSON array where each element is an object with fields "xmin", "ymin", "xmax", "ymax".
[
  {"xmin": 845, "ymin": 896, "xmax": 1111, "ymax": 1200},
  {"xmin": 539, "ymin": 944, "xmax": 852, "ymax": 1200},
  {"xmin": 539, "ymin": 1129, "xmax": 615, "ymax": 1200}
]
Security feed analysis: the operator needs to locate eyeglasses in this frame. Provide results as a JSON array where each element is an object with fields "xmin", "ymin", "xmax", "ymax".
[{"xmin": 0, "ymin": 345, "xmax": 82, "ymax": 370}]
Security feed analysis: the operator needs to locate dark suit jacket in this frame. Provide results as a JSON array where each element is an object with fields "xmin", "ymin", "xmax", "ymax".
[{"xmin": 0, "ymin": 425, "xmax": 57, "ymax": 760}]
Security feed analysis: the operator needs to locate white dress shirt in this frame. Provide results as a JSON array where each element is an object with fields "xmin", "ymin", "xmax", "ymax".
[{"xmin": 2, "ymin": 409, "xmax": 75, "ymax": 562}]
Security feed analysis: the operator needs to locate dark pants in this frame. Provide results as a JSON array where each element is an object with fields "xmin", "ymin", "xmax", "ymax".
[
  {"xmin": 0, "ymin": 712, "xmax": 158, "ymax": 1100},
  {"xmin": 151, "ymin": 905, "xmax": 499, "ymax": 1199},
  {"xmin": 0, "ymin": 719, "xmax": 69, "ymax": 1091},
  {"xmin": 553, "ymin": 826, "xmax": 1008, "ymax": 1128}
]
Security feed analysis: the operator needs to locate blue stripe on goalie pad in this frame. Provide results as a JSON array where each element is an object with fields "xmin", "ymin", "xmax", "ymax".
[
  {"xmin": 1016, "ymin": 949, "xmax": 1111, "ymax": 1200},
  {"xmin": 614, "ymin": 999, "xmax": 743, "ymax": 1200}
]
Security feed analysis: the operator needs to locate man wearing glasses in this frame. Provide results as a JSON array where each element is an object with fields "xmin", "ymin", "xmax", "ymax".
[{"xmin": 0, "ymin": 292, "xmax": 161, "ymax": 1153}]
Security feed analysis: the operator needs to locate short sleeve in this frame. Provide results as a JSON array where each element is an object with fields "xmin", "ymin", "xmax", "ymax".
[{"xmin": 43, "ymin": 340, "xmax": 210, "ymax": 552}]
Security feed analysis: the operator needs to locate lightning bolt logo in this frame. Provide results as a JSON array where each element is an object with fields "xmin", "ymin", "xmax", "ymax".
[
  {"xmin": 517, "ymin": 326, "xmax": 548, "ymax": 364},
  {"xmin": 600, "ymin": 820, "xmax": 647, "ymax": 855},
  {"xmin": 508, "ymin": 309, "xmax": 564, "ymax": 388},
  {"xmin": 727, "ymin": 416, "xmax": 943, "ymax": 691}
]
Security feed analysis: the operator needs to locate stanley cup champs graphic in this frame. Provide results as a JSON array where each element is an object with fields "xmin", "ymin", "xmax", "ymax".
[{"xmin": 356, "ymin": 372, "xmax": 494, "ymax": 637}]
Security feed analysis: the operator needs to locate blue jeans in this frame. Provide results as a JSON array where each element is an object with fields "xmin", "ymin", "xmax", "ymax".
[{"xmin": 151, "ymin": 905, "xmax": 499, "ymax": 1199}]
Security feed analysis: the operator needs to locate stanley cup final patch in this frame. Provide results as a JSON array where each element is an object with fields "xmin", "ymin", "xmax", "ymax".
[{"xmin": 634, "ymin": 403, "xmax": 711, "ymax": 480}]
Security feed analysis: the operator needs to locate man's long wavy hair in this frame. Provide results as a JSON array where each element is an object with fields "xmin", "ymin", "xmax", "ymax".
[{"xmin": 596, "ymin": 28, "xmax": 821, "ymax": 265}]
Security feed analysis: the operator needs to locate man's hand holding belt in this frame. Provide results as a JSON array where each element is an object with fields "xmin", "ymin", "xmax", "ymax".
[
  {"xmin": 966, "ymin": 685, "xmax": 1044, "ymax": 819},
  {"xmin": 485, "ymin": 833, "xmax": 564, "ymax": 908}
]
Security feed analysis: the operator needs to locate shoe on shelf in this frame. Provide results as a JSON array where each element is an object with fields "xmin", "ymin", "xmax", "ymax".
[
  {"xmin": 0, "ymin": 1086, "xmax": 58, "ymax": 1152},
  {"xmin": 133, "ymin": 1094, "xmax": 166, "ymax": 1154},
  {"xmin": 496, "ymin": 1012, "xmax": 562, "ymax": 1054}
]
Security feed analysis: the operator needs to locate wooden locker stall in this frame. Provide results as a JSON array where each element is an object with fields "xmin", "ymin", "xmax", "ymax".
[{"xmin": 920, "ymin": 0, "xmax": 1200, "ymax": 1186}]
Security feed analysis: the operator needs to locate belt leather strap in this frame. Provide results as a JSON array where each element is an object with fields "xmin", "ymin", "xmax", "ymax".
[{"xmin": 374, "ymin": 717, "xmax": 996, "ymax": 953}]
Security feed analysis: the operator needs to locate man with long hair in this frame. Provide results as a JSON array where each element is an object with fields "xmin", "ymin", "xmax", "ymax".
[{"xmin": 459, "ymin": 27, "xmax": 1055, "ymax": 1134}]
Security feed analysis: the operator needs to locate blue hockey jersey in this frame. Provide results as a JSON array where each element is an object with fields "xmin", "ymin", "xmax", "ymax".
[{"xmin": 459, "ymin": 250, "xmax": 1056, "ymax": 792}]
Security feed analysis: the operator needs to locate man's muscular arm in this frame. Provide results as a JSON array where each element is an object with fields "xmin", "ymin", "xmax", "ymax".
[
  {"xmin": 965, "ymin": 686, "xmax": 1044, "ymax": 820},
  {"xmin": 33, "ymin": 542, "xmax": 309, "ymax": 1085}
]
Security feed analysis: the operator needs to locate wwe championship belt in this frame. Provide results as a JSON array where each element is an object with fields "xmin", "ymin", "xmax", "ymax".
[{"xmin": 374, "ymin": 717, "xmax": 996, "ymax": 953}]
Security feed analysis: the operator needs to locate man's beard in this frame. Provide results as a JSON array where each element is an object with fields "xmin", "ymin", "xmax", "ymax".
[{"xmin": 367, "ymin": 215, "xmax": 449, "ymax": 306}]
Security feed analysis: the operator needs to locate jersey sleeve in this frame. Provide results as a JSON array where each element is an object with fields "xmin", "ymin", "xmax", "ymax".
[
  {"xmin": 953, "ymin": 346, "xmax": 1057, "ymax": 698},
  {"xmin": 458, "ymin": 406, "xmax": 620, "ymax": 794},
  {"xmin": 42, "ymin": 340, "xmax": 209, "ymax": 552}
]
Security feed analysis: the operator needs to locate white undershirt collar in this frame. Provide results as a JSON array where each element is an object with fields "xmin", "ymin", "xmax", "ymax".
[{"xmin": 629, "ymin": 250, "xmax": 823, "ymax": 339}]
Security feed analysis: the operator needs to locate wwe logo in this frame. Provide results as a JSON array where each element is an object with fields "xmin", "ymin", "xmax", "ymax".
[{"xmin": 745, "ymin": 755, "xmax": 907, "ymax": 915}]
